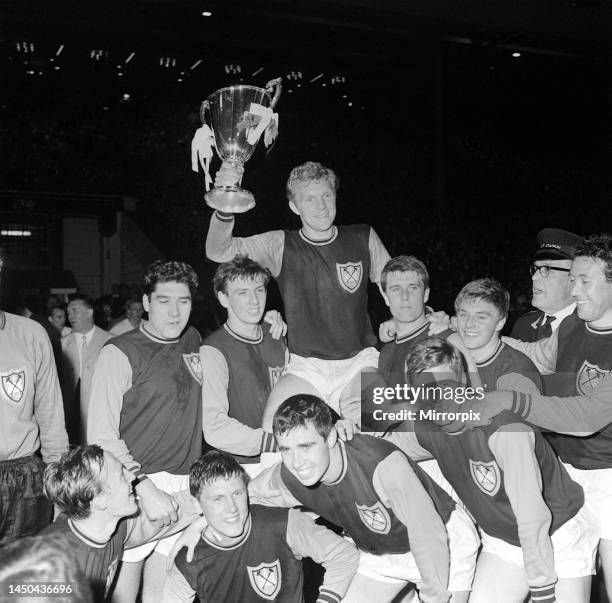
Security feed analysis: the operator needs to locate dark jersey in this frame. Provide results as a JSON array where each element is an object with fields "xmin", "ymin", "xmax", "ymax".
[
  {"xmin": 202, "ymin": 323, "xmax": 287, "ymax": 463},
  {"xmin": 108, "ymin": 326, "xmax": 202, "ymax": 475},
  {"xmin": 41, "ymin": 514, "xmax": 128, "ymax": 602},
  {"xmin": 544, "ymin": 314, "xmax": 612, "ymax": 469},
  {"xmin": 415, "ymin": 413, "xmax": 583, "ymax": 547},
  {"xmin": 511, "ymin": 310, "xmax": 547, "ymax": 342},
  {"xmin": 276, "ymin": 226, "xmax": 377, "ymax": 360},
  {"xmin": 174, "ymin": 506, "xmax": 303, "ymax": 603},
  {"xmin": 476, "ymin": 341, "xmax": 542, "ymax": 394},
  {"xmin": 280, "ymin": 435, "xmax": 454, "ymax": 555}
]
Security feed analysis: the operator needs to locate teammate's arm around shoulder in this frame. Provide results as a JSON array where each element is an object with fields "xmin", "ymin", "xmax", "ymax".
[
  {"xmin": 160, "ymin": 563, "xmax": 197, "ymax": 603},
  {"xmin": 489, "ymin": 424, "xmax": 557, "ymax": 599},
  {"xmin": 286, "ymin": 508, "xmax": 359, "ymax": 603},
  {"xmin": 502, "ymin": 331, "xmax": 558, "ymax": 375},
  {"xmin": 248, "ymin": 462, "xmax": 302, "ymax": 508},
  {"xmin": 368, "ymin": 227, "xmax": 391, "ymax": 289},
  {"xmin": 374, "ymin": 451, "xmax": 451, "ymax": 603}
]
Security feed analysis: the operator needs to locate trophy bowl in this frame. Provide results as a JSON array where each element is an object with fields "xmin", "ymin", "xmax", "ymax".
[{"xmin": 202, "ymin": 78, "xmax": 282, "ymax": 213}]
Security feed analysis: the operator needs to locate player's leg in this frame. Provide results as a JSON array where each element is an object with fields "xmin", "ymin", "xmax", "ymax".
[
  {"xmin": 262, "ymin": 373, "xmax": 321, "ymax": 431},
  {"xmin": 112, "ymin": 560, "xmax": 144, "ymax": 603},
  {"xmin": 469, "ymin": 552, "xmax": 528, "ymax": 603},
  {"xmin": 446, "ymin": 507, "xmax": 479, "ymax": 603},
  {"xmin": 336, "ymin": 347, "xmax": 380, "ymax": 425},
  {"xmin": 141, "ymin": 552, "xmax": 167, "ymax": 603},
  {"xmin": 598, "ymin": 539, "xmax": 612, "ymax": 598},
  {"xmin": 342, "ymin": 572, "xmax": 406, "ymax": 602},
  {"xmin": 555, "ymin": 577, "xmax": 591, "ymax": 603}
]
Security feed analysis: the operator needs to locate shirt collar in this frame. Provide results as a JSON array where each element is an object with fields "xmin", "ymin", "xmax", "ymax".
[{"xmin": 549, "ymin": 302, "xmax": 576, "ymax": 331}]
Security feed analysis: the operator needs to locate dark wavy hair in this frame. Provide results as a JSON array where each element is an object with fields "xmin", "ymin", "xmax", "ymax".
[
  {"xmin": 272, "ymin": 394, "xmax": 333, "ymax": 440},
  {"xmin": 142, "ymin": 260, "xmax": 199, "ymax": 298},
  {"xmin": 189, "ymin": 450, "xmax": 248, "ymax": 499},
  {"xmin": 574, "ymin": 233, "xmax": 612, "ymax": 282},
  {"xmin": 212, "ymin": 254, "xmax": 271, "ymax": 295}
]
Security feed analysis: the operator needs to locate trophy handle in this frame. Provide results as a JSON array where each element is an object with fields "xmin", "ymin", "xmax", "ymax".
[
  {"xmin": 199, "ymin": 100, "xmax": 210, "ymax": 126},
  {"xmin": 265, "ymin": 78, "xmax": 283, "ymax": 109}
]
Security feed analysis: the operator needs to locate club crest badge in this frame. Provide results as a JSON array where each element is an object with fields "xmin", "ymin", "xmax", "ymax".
[
  {"xmin": 355, "ymin": 501, "xmax": 391, "ymax": 534},
  {"xmin": 336, "ymin": 261, "xmax": 363, "ymax": 293},
  {"xmin": 247, "ymin": 559, "xmax": 282, "ymax": 600},
  {"xmin": 1, "ymin": 367, "xmax": 26, "ymax": 404},
  {"xmin": 183, "ymin": 353, "xmax": 203, "ymax": 385},
  {"xmin": 469, "ymin": 459, "xmax": 501, "ymax": 496},
  {"xmin": 268, "ymin": 366, "xmax": 284, "ymax": 388},
  {"xmin": 576, "ymin": 360, "xmax": 608, "ymax": 394}
]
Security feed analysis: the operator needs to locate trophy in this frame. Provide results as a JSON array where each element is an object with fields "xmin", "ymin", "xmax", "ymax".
[{"xmin": 192, "ymin": 78, "xmax": 282, "ymax": 213}]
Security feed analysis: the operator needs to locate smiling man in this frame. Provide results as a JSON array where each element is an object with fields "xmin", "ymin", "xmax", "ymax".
[
  {"xmin": 201, "ymin": 255, "xmax": 288, "ymax": 476},
  {"xmin": 206, "ymin": 161, "xmax": 390, "ymax": 426},
  {"xmin": 249, "ymin": 395, "xmax": 479, "ymax": 603},
  {"xmin": 164, "ymin": 450, "xmax": 359, "ymax": 603},
  {"xmin": 41, "ymin": 445, "xmax": 200, "ymax": 602},
  {"xmin": 494, "ymin": 233, "xmax": 612, "ymax": 597},
  {"xmin": 88, "ymin": 260, "xmax": 203, "ymax": 602},
  {"xmin": 386, "ymin": 338, "xmax": 596, "ymax": 603},
  {"xmin": 511, "ymin": 228, "xmax": 582, "ymax": 342}
]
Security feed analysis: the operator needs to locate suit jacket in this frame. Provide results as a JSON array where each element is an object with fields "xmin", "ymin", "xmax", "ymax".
[
  {"xmin": 510, "ymin": 309, "xmax": 545, "ymax": 343},
  {"xmin": 60, "ymin": 326, "xmax": 113, "ymax": 443}
]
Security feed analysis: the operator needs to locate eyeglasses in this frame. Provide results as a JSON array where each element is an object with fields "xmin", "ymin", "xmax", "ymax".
[{"xmin": 529, "ymin": 264, "xmax": 571, "ymax": 278}]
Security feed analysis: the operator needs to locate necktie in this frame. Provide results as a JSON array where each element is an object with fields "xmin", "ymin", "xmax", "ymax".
[
  {"xmin": 537, "ymin": 315, "xmax": 556, "ymax": 340},
  {"xmin": 79, "ymin": 334, "xmax": 88, "ymax": 377}
]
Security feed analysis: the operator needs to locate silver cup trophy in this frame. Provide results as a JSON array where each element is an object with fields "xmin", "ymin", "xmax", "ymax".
[{"xmin": 200, "ymin": 78, "xmax": 282, "ymax": 213}]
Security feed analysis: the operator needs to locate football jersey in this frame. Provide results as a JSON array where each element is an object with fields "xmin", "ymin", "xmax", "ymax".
[
  {"xmin": 280, "ymin": 435, "xmax": 455, "ymax": 555},
  {"xmin": 415, "ymin": 413, "xmax": 583, "ymax": 547},
  {"xmin": 174, "ymin": 506, "xmax": 303, "ymax": 603},
  {"xmin": 276, "ymin": 226, "xmax": 377, "ymax": 360},
  {"xmin": 544, "ymin": 313, "xmax": 612, "ymax": 469},
  {"xmin": 476, "ymin": 341, "xmax": 542, "ymax": 393},
  {"xmin": 41, "ymin": 514, "xmax": 128, "ymax": 602},
  {"xmin": 109, "ymin": 326, "xmax": 202, "ymax": 475},
  {"xmin": 202, "ymin": 323, "xmax": 287, "ymax": 463}
]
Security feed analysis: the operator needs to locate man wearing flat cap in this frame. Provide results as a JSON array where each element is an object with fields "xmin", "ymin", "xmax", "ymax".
[{"xmin": 511, "ymin": 228, "xmax": 583, "ymax": 342}]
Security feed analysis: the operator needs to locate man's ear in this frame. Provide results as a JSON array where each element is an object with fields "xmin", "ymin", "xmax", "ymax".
[
  {"xmin": 495, "ymin": 316, "xmax": 507, "ymax": 333},
  {"xmin": 90, "ymin": 490, "xmax": 109, "ymax": 512},
  {"xmin": 142, "ymin": 293, "xmax": 150, "ymax": 312},
  {"xmin": 288, "ymin": 201, "xmax": 300, "ymax": 217},
  {"xmin": 190, "ymin": 495, "xmax": 203, "ymax": 515},
  {"xmin": 327, "ymin": 427, "xmax": 338, "ymax": 449},
  {"xmin": 217, "ymin": 291, "xmax": 230, "ymax": 310},
  {"xmin": 381, "ymin": 290, "xmax": 390, "ymax": 308},
  {"xmin": 423, "ymin": 288, "xmax": 430, "ymax": 305}
]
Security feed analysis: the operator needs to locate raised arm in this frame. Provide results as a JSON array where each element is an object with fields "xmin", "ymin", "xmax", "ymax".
[{"xmin": 205, "ymin": 211, "xmax": 285, "ymax": 276}]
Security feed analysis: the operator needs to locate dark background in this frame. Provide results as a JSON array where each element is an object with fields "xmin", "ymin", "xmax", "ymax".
[{"xmin": 1, "ymin": 0, "xmax": 610, "ymax": 325}]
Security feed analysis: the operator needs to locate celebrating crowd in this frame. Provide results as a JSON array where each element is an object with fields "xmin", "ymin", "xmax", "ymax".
[{"xmin": 1, "ymin": 160, "xmax": 611, "ymax": 603}]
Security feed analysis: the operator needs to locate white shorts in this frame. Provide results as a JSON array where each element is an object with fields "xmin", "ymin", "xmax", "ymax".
[
  {"xmin": 285, "ymin": 347, "xmax": 379, "ymax": 416},
  {"xmin": 122, "ymin": 471, "xmax": 189, "ymax": 562},
  {"xmin": 241, "ymin": 452, "xmax": 282, "ymax": 480},
  {"xmin": 480, "ymin": 503, "xmax": 598, "ymax": 578},
  {"xmin": 563, "ymin": 463, "xmax": 612, "ymax": 540},
  {"xmin": 355, "ymin": 507, "xmax": 479, "ymax": 592}
]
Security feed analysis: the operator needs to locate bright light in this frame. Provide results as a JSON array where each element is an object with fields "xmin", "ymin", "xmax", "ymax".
[
  {"xmin": 512, "ymin": 52, "xmax": 521, "ymax": 58},
  {"xmin": 1, "ymin": 230, "xmax": 32, "ymax": 237},
  {"xmin": 56, "ymin": 44, "xmax": 64, "ymax": 56},
  {"xmin": 190, "ymin": 59, "xmax": 202, "ymax": 70},
  {"xmin": 202, "ymin": 11, "xmax": 212, "ymax": 16},
  {"xmin": 125, "ymin": 52, "xmax": 135, "ymax": 64},
  {"xmin": 123, "ymin": 93, "xmax": 131, "ymax": 100}
]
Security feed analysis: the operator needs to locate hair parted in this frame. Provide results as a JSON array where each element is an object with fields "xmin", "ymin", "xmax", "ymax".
[
  {"xmin": 212, "ymin": 254, "xmax": 272, "ymax": 295},
  {"xmin": 67, "ymin": 293, "xmax": 95, "ymax": 309},
  {"xmin": 454, "ymin": 277, "xmax": 510, "ymax": 319},
  {"xmin": 574, "ymin": 233, "xmax": 612, "ymax": 282},
  {"xmin": 404, "ymin": 337, "xmax": 465, "ymax": 382},
  {"xmin": 272, "ymin": 394, "xmax": 333, "ymax": 440},
  {"xmin": 286, "ymin": 161, "xmax": 339, "ymax": 203},
  {"xmin": 43, "ymin": 445, "xmax": 106, "ymax": 519},
  {"xmin": 189, "ymin": 450, "xmax": 248, "ymax": 499},
  {"xmin": 381, "ymin": 255, "xmax": 430, "ymax": 290},
  {"xmin": 142, "ymin": 260, "xmax": 199, "ymax": 298}
]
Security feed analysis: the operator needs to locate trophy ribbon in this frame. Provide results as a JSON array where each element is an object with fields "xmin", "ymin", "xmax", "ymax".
[
  {"xmin": 263, "ymin": 113, "xmax": 279, "ymax": 148},
  {"xmin": 191, "ymin": 124, "xmax": 215, "ymax": 190},
  {"xmin": 246, "ymin": 103, "xmax": 277, "ymax": 146}
]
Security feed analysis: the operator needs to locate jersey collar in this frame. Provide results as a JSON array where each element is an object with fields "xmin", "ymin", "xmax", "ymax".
[{"xmin": 298, "ymin": 226, "xmax": 338, "ymax": 246}]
